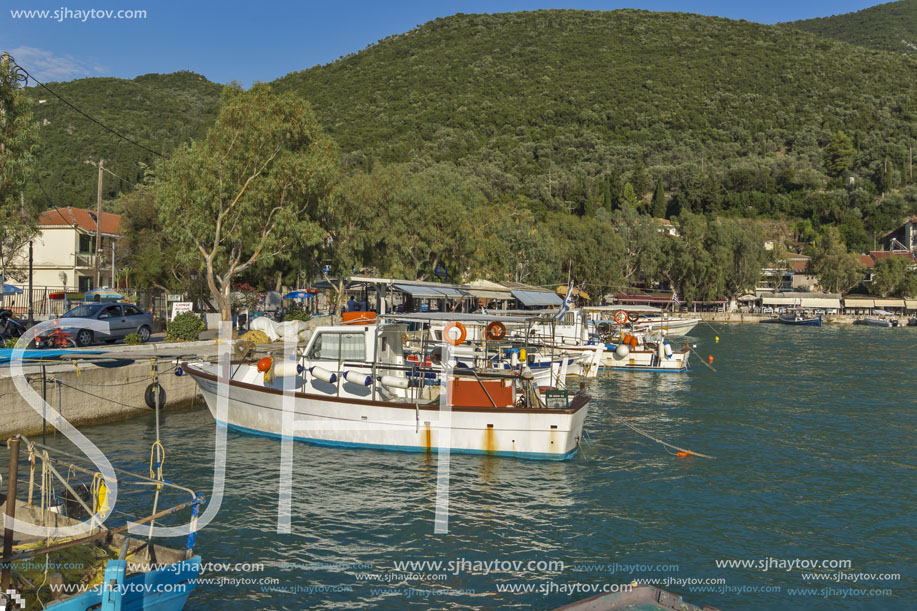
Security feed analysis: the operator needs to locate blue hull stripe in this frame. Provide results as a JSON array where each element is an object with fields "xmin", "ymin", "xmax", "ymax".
[{"xmin": 219, "ymin": 420, "xmax": 578, "ymax": 461}]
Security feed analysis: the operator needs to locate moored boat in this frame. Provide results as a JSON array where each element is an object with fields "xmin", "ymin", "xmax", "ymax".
[
  {"xmin": 761, "ymin": 310, "xmax": 822, "ymax": 326},
  {"xmin": 183, "ymin": 316, "xmax": 591, "ymax": 460}
]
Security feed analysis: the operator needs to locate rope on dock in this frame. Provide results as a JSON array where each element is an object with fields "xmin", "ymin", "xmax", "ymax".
[{"xmin": 609, "ymin": 413, "xmax": 716, "ymax": 459}]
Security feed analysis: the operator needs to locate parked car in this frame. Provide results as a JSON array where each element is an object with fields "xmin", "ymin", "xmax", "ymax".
[{"xmin": 59, "ymin": 303, "xmax": 153, "ymax": 346}]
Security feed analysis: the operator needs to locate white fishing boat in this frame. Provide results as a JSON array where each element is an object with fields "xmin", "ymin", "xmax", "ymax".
[
  {"xmin": 600, "ymin": 331, "xmax": 689, "ymax": 372},
  {"xmin": 183, "ymin": 315, "xmax": 591, "ymax": 460},
  {"xmin": 585, "ymin": 306, "xmax": 698, "ymax": 337}
]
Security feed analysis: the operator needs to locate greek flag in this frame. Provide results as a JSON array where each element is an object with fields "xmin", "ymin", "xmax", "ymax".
[
  {"xmin": 672, "ymin": 290, "xmax": 680, "ymax": 306},
  {"xmin": 557, "ymin": 284, "xmax": 575, "ymax": 319}
]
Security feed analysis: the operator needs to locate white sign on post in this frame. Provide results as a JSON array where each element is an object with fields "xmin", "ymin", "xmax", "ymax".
[{"xmin": 170, "ymin": 302, "xmax": 194, "ymax": 320}]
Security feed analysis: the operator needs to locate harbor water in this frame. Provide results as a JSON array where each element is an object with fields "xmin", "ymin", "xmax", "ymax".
[{"xmin": 5, "ymin": 324, "xmax": 915, "ymax": 609}]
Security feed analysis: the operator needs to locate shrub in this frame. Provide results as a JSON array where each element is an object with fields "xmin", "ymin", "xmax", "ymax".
[
  {"xmin": 166, "ymin": 312, "xmax": 205, "ymax": 342},
  {"xmin": 4, "ymin": 338, "xmax": 19, "ymax": 348},
  {"xmin": 240, "ymin": 330, "xmax": 271, "ymax": 344},
  {"xmin": 284, "ymin": 308, "xmax": 311, "ymax": 322},
  {"xmin": 124, "ymin": 332, "xmax": 143, "ymax": 345}
]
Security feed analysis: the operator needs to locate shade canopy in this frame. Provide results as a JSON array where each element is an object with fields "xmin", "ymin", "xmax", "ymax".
[
  {"xmin": 283, "ymin": 291, "xmax": 314, "ymax": 299},
  {"xmin": 512, "ymin": 290, "xmax": 563, "ymax": 307},
  {"xmin": 393, "ymin": 283, "xmax": 467, "ymax": 299},
  {"xmin": 2, "ymin": 284, "xmax": 23, "ymax": 295}
]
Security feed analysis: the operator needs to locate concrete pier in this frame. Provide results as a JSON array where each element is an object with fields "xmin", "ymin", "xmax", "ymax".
[{"xmin": 0, "ymin": 341, "xmax": 219, "ymax": 439}]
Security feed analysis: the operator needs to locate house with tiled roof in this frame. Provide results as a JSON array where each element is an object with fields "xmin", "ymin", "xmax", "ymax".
[
  {"xmin": 9, "ymin": 206, "xmax": 122, "ymax": 292},
  {"xmin": 881, "ymin": 217, "xmax": 917, "ymax": 253}
]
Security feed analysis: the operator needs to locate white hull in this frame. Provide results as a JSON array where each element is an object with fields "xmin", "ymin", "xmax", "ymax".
[
  {"xmin": 632, "ymin": 318, "xmax": 699, "ymax": 336},
  {"xmin": 602, "ymin": 349, "xmax": 688, "ymax": 372},
  {"xmin": 185, "ymin": 362, "xmax": 589, "ymax": 460}
]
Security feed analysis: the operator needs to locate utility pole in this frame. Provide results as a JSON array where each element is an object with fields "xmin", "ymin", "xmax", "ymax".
[{"xmin": 94, "ymin": 159, "xmax": 103, "ymax": 289}]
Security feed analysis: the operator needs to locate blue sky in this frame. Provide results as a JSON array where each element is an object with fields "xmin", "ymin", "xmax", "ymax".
[{"xmin": 1, "ymin": 0, "xmax": 887, "ymax": 85}]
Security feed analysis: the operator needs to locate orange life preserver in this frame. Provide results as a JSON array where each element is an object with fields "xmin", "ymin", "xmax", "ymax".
[
  {"xmin": 443, "ymin": 321, "xmax": 467, "ymax": 346},
  {"xmin": 628, "ymin": 313, "xmax": 640, "ymax": 323},
  {"xmin": 629, "ymin": 336, "xmax": 638, "ymax": 349},
  {"xmin": 613, "ymin": 310, "xmax": 628, "ymax": 324},
  {"xmin": 485, "ymin": 321, "xmax": 506, "ymax": 341}
]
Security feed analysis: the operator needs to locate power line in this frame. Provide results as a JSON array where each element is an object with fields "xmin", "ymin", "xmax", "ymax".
[{"xmin": 11, "ymin": 57, "xmax": 164, "ymax": 158}]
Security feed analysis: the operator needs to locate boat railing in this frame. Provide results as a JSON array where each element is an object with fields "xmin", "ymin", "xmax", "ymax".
[{"xmin": 2, "ymin": 434, "xmax": 204, "ymax": 570}]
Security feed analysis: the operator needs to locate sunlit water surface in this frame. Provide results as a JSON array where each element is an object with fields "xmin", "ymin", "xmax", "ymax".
[{"xmin": 7, "ymin": 324, "xmax": 915, "ymax": 610}]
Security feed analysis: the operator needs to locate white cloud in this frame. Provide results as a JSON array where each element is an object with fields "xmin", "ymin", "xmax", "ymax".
[{"xmin": 8, "ymin": 46, "xmax": 105, "ymax": 82}]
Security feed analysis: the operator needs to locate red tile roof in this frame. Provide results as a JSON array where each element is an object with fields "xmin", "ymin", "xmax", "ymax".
[
  {"xmin": 789, "ymin": 260, "xmax": 810, "ymax": 273},
  {"xmin": 38, "ymin": 207, "xmax": 122, "ymax": 236},
  {"xmin": 858, "ymin": 254, "xmax": 876, "ymax": 269},
  {"xmin": 868, "ymin": 250, "xmax": 917, "ymax": 263}
]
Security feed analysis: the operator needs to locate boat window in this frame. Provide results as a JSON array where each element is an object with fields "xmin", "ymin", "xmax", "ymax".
[
  {"xmin": 307, "ymin": 332, "xmax": 365, "ymax": 361},
  {"xmin": 563, "ymin": 312, "xmax": 575, "ymax": 326},
  {"xmin": 340, "ymin": 333, "xmax": 365, "ymax": 360}
]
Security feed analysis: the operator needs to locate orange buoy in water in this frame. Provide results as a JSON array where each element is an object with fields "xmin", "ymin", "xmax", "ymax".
[
  {"xmin": 257, "ymin": 357, "xmax": 273, "ymax": 372},
  {"xmin": 677, "ymin": 451, "xmax": 690, "ymax": 457},
  {"xmin": 707, "ymin": 355, "xmax": 714, "ymax": 364}
]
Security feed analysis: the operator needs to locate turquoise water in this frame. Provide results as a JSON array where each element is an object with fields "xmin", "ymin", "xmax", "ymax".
[{"xmin": 6, "ymin": 324, "xmax": 915, "ymax": 609}]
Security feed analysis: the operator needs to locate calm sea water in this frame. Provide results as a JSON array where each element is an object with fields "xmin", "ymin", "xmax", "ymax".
[{"xmin": 6, "ymin": 324, "xmax": 915, "ymax": 610}]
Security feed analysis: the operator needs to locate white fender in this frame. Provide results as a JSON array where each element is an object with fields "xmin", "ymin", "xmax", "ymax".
[
  {"xmin": 309, "ymin": 366, "xmax": 337, "ymax": 384},
  {"xmin": 344, "ymin": 370, "xmax": 372, "ymax": 386},
  {"xmin": 380, "ymin": 375, "xmax": 409, "ymax": 389}
]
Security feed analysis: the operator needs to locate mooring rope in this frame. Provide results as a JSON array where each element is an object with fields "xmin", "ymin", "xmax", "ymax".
[
  {"xmin": 54, "ymin": 381, "xmax": 150, "ymax": 411},
  {"xmin": 609, "ymin": 413, "xmax": 715, "ymax": 459}
]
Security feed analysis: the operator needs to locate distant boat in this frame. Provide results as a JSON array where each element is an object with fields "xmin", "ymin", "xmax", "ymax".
[
  {"xmin": 761, "ymin": 311, "xmax": 822, "ymax": 326},
  {"xmin": 854, "ymin": 309, "xmax": 900, "ymax": 327}
]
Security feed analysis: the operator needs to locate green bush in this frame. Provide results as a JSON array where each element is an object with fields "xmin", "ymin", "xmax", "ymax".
[
  {"xmin": 165, "ymin": 312, "xmax": 205, "ymax": 342},
  {"xmin": 4, "ymin": 338, "xmax": 19, "ymax": 348},
  {"xmin": 284, "ymin": 308, "xmax": 311, "ymax": 322},
  {"xmin": 124, "ymin": 332, "xmax": 143, "ymax": 345}
]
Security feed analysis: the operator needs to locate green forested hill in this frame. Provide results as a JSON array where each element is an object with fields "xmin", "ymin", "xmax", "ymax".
[
  {"xmin": 24, "ymin": 71, "xmax": 222, "ymax": 207},
  {"xmin": 272, "ymin": 10, "xmax": 917, "ymax": 226},
  {"xmin": 16, "ymin": 8, "xmax": 917, "ymax": 251},
  {"xmin": 787, "ymin": 0, "xmax": 917, "ymax": 55}
]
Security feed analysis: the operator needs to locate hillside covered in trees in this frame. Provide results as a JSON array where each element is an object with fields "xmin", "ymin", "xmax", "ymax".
[
  {"xmin": 788, "ymin": 0, "xmax": 917, "ymax": 55},
  {"xmin": 24, "ymin": 71, "xmax": 221, "ymax": 207},
  {"xmin": 15, "ymin": 4, "xmax": 917, "ymax": 293}
]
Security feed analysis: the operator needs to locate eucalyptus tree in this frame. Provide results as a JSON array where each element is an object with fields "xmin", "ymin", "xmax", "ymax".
[
  {"xmin": 0, "ymin": 52, "xmax": 39, "ymax": 282},
  {"xmin": 154, "ymin": 85, "xmax": 336, "ymax": 320}
]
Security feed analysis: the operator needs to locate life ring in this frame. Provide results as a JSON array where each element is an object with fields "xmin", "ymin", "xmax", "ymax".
[
  {"xmin": 443, "ymin": 321, "xmax": 467, "ymax": 346},
  {"xmin": 485, "ymin": 321, "xmax": 506, "ymax": 341},
  {"xmin": 613, "ymin": 310, "xmax": 628, "ymax": 324},
  {"xmin": 628, "ymin": 313, "xmax": 640, "ymax": 323}
]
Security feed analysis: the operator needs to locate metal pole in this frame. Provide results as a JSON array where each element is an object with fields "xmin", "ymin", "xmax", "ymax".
[
  {"xmin": 27, "ymin": 240, "xmax": 33, "ymax": 324},
  {"xmin": 42, "ymin": 365, "xmax": 47, "ymax": 444},
  {"xmin": 2, "ymin": 435, "xmax": 21, "ymax": 592},
  {"xmin": 94, "ymin": 159, "xmax": 103, "ymax": 289}
]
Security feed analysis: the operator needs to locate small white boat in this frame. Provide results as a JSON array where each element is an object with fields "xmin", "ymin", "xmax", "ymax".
[
  {"xmin": 184, "ymin": 318, "xmax": 591, "ymax": 460},
  {"xmin": 600, "ymin": 332, "xmax": 689, "ymax": 372},
  {"xmin": 631, "ymin": 316, "xmax": 700, "ymax": 337}
]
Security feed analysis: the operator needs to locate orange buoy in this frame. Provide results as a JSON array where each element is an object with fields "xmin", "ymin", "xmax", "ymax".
[
  {"xmin": 485, "ymin": 321, "xmax": 506, "ymax": 341},
  {"xmin": 629, "ymin": 337, "xmax": 638, "ymax": 349},
  {"xmin": 257, "ymin": 357, "xmax": 273, "ymax": 372},
  {"xmin": 677, "ymin": 451, "xmax": 690, "ymax": 457},
  {"xmin": 622, "ymin": 333, "xmax": 632, "ymax": 344},
  {"xmin": 443, "ymin": 321, "xmax": 467, "ymax": 346},
  {"xmin": 707, "ymin": 355, "xmax": 714, "ymax": 364}
]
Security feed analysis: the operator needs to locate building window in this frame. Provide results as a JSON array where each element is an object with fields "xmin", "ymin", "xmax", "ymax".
[
  {"xmin": 78, "ymin": 276, "xmax": 93, "ymax": 292},
  {"xmin": 78, "ymin": 234, "xmax": 94, "ymax": 254}
]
